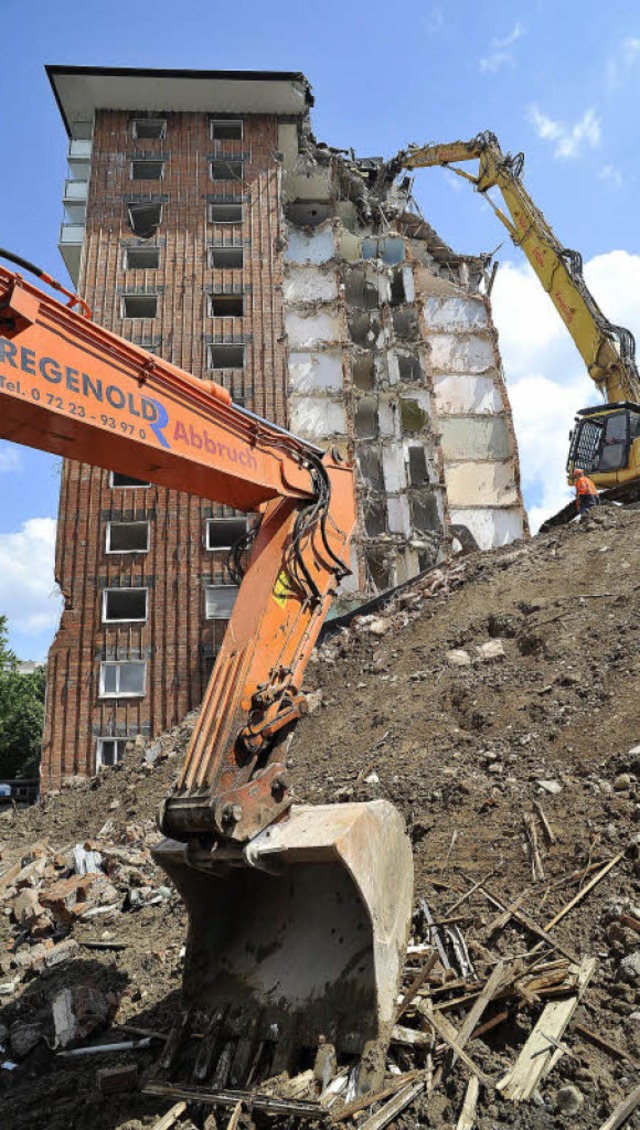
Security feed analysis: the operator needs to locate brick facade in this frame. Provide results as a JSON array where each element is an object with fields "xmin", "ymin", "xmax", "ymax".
[{"xmin": 42, "ymin": 109, "xmax": 289, "ymax": 788}]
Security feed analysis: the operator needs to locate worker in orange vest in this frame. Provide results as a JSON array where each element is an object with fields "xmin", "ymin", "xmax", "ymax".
[{"xmin": 573, "ymin": 468, "xmax": 600, "ymax": 516}]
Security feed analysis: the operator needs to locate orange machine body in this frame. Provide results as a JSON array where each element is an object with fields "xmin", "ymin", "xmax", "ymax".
[{"xmin": 0, "ymin": 263, "xmax": 357, "ymax": 843}]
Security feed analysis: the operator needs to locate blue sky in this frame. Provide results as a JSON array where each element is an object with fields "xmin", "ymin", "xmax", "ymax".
[{"xmin": 1, "ymin": 0, "xmax": 640, "ymax": 658}]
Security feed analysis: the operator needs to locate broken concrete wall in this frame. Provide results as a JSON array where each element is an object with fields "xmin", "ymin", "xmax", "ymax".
[{"xmin": 279, "ymin": 127, "xmax": 526, "ymax": 599}]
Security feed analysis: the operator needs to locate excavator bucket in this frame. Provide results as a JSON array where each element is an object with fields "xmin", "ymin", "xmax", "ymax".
[{"xmin": 153, "ymin": 799, "xmax": 413, "ymax": 1093}]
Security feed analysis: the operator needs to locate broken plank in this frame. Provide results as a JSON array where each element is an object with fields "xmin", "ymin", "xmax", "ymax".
[
  {"xmin": 392, "ymin": 1024, "xmax": 431, "ymax": 1048},
  {"xmin": 467, "ymin": 876, "xmax": 578, "ymax": 963},
  {"xmin": 143, "ymin": 1081, "xmax": 326, "ymax": 1119},
  {"xmin": 496, "ymin": 956, "xmax": 596, "ymax": 1101},
  {"xmin": 283, "ymin": 1069, "xmax": 315, "ymax": 1099},
  {"xmin": 444, "ymin": 864, "xmax": 502, "ymax": 916},
  {"xmin": 456, "ymin": 1077, "xmax": 479, "ymax": 1130},
  {"xmin": 356, "ymin": 1081, "xmax": 424, "ymax": 1130},
  {"xmin": 395, "ymin": 950, "xmax": 438, "ymax": 1022},
  {"xmin": 470, "ymin": 1010, "xmax": 509, "ymax": 1042},
  {"xmin": 332, "ymin": 1072, "xmax": 423, "ymax": 1123},
  {"xmin": 417, "ymin": 1004, "xmax": 493, "ymax": 1088},
  {"xmin": 596, "ymin": 1082, "xmax": 640, "ymax": 1130},
  {"xmin": 524, "ymin": 813, "xmax": 545, "ymax": 881},
  {"xmin": 432, "ymin": 963, "xmax": 505, "ymax": 1091},
  {"xmin": 533, "ymin": 800, "xmax": 556, "ymax": 845},
  {"xmin": 151, "ymin": 1103, "xmax": 187, "ymax": 1130},
  {"xmin": 225, "ymin": 1101, "xmax": 243, "ymax": 1130},
  {"xmin": 545, "ymin": 852, "xmax": 624, "ymax": 932},
  {"xmin": 454, "ymin": 960, "xmax": 506, "ymax": 1057}
]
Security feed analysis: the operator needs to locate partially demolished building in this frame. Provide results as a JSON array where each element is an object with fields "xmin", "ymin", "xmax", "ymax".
[{"xmin": 42, "ymin": 67, "xmax": 526, "ymax": 787}]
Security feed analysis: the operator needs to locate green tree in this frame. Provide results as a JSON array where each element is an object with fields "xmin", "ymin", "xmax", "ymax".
[{"xmin": 0, "ymin": 616, "xmax": 46, "ymax": 778}]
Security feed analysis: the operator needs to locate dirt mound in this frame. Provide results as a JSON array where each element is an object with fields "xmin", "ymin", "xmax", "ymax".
[{"xmin": 1, "ymin": 509, "xmax": 640, "ymax": 1128}]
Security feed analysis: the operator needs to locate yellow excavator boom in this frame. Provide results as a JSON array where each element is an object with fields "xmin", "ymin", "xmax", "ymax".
[{"xmin": 393, "ymin": 133, "xmax": 640, "ymax": 405}]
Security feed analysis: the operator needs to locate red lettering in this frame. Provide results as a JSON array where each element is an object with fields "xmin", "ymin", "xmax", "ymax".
[
  {"xmin": 189, "ymin": 424, "xmax": 202, "ymax": 449},
  {"xmin": 174, "ymin": 420, "xmax": 188, "ymax": 444},
  {"xmin": 204, "ymin": 430, "xmax": 216, "ymax": 454}
]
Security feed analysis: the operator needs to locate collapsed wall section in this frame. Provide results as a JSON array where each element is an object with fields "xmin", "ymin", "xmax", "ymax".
[{"xmin": 278, "ymin": 141, "xmax": 526, "ymax": 595}]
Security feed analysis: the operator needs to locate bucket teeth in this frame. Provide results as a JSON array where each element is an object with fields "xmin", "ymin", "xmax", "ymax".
[{"xmin": 153, "ymin": 799, "xmax": 414, "ymax": 1095}]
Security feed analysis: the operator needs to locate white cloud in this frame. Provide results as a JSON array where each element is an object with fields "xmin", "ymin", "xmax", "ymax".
[
  {"xmin": 528, "ymin": 105, "xmax": 601, "ymax": 159},
  {"xmin": 598, "ymin": 163, "xmax": 625, "ymax": 188},
  {"xmin": 491, "ymin": 251, "xmax": 640, "ymax": 530},
  {"xmin": 607, "ymin": 36, "xmax": 640, "ymax": 90},
  {"xmin": 0, "ymin": 444, "xmax": 21, "ymax": 473},
  {"xmin": 493, "ymin": 21, "xmax": 525, "ymax": 49},
  {"xmin": 0, "ymin": 518, "xmax": 62, "ymax": 636},
  {"xmin": 479, "ymin": 22, "xmax": 525, "ymax": 73}
]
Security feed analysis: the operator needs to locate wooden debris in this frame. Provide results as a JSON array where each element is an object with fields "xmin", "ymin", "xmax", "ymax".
[
  {"xmin": 545, "ymin": 852, "xmax": 624, "ymax": 932},
  {"xmin": 395, "ymin": 949, "xmax": 438, "ymax": 1022},
  {"xmin": 470, "ymin": 1010, "xmax": 509, "ymax": 1042},
  {"xmin": 445, "ymin": 864, "xmax": 502, "ymax": 917},
  {"xmin": 282, "ymin": 1069, "xmax": 315, "ymax": 1099},
  {"xmin": 332, "ymin": 1071, "xmax": 422, "ymax": 1123},
  {"xmin": 467, "ymin": 876, "xmax": 577, "ymax": 962},
  {"xmin": 485, "ymin": 892, "xmax": 527, "ymax": 937},
  {"xmin": 596, "ymin": 1082, "xmax": 640, "ymax": 1130},
  {"xmin": 574, "ymin": 1023, "xmax": 640, "ymax": 1070},
  {"xmin": 451, "ymin": 960, "xmax": 506, "ymax": 1065},
  {"xmin": 417, "ymin": 1003, "xmax": 493, "ymax": 1088},
  {"xmin": 533, "ymin": 800, "xmax": 556, "ymax": 845},
  {"xmin": 391, "ymin": 1024, "xmax": 431, "ymax": 1048},
  {"xmin": 151, "ymin": 1103, "xmax": 188, "ymax": 1130},
  {"xmin": 431, "ymin": 961, "xmax": 505, "ymax": 1092},
  {"xmin": 119, "ymin": 1024, "xmax": 168, "ymax": 1041},
  {"xmin": 620, "ymin": 911, "xmax": 640, "ymax": 936},
  {"xmin": 456, "ymin": 1077, "xmax": 479, "ymax": 1130},
  {"xmin": 143, "ymin": 1080, "xmax": 326, "ymax": 1119},
  {"xmin": 225, "ymin": 1101, "xmax": 243, "ymax": 1130},
  {"xmin": 356, "ymin": 1080, "xmax": 424, "ymax": 1130},
  {"xmin": 523, "ymin": 812, "xmax": 545, "ymax": 881},
  {"xmin": 159, "ymin": 1009, "xmax": 191, "ymax": 1071},
  {"xmin": 496, "ymin": 956, "xmax": 596, "ymax": 1101}
]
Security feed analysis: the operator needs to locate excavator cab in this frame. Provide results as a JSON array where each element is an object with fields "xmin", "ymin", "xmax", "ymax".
[{"xmin": 567, "ymin": 403, "xmax": 640, "ymax": 488}]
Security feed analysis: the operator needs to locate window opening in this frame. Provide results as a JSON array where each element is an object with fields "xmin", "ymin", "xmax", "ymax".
[
  {"xmin": 408, "ymin": 446, "xmax": 429, "ymax": 485},
  {"xmin": 352, "ymin": 356, "xmax": 375, "ymax": 391},
  {"xmin": 110, "ymin": 472, "xmax": 150, "ymax": 488},
  {"xmin": 96, "ymin": 737, "xmax": 129, "ymax": 770},
  {"xmin": 210, "ymin": 294, "xmax": 244, "ymax": 317},
  {"xmin": 122, "ymin": 294, "xmax": 158, "ymax": 319},
  {"xmin": 125, "ymin": 247, "xmax": 160, "ymax": 270},
  {"xmin": 132, "ymin": 119, "xmax": 166, "ymax": 140},
  {"xmin": 99, "ymin": 661, "xmax": 147, "ymax": 698},
  {"xmin": 209, "ymin": 203, "xmax": 244, "ymax": 224},
  {"xmin": 210, "ymin": 247, "xmax": 244, "ymax": 269},
  {"xmin": 210, "ymin": 160, "xmax": 243, "ymax": 181},
  {"xmin": 411, "ymin": 492, "xmax": 440, "ymax": 533},
  {"xmin": 205, "ymin": 585, "xmax": 239, "ymax": 619},
  {"xmin": 208, "ymin": 344, "xmax": 245, "ymax": 370},
  {"xmin": 355, "ymin": 398, "xmax": 379, "ymax": 439},
  {"xmin": 206, "ymin": 517, "xmax": 248, "ymax": 551},
  {"xmin": 127, "ymin": 202, "xmax": 162, "ymax": 239},
  {"xmin": 211, "ymin": 120, "xmax": 243, "ymax": 140},
  {"xmin": 102, "ymin": 588, "xmax": 148, "ymax": 623},
  {"xmin": 131, "ymin": 160, "xmax": 164, "ymax": 181},
  {"xmin": 400, "ymin": 397, "xmax": 428, "ymax": 434},
  {"xmin": 106, "ymin": 521, "xmax": 150, "ymax": 553},
  {"xmin": 397, "ymin": 353, "xmax": 422, "ymax": 383}
]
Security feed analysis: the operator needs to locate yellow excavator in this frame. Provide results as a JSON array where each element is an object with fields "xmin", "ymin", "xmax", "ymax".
[{"xmin": 389, "ymin": 132, "xmax": 640, "ymax": 526}]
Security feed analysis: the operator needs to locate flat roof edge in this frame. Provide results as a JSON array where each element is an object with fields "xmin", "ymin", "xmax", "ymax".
[{"xmin": 46, "ymin": 65, "xmax": 314, "ymax": 136}]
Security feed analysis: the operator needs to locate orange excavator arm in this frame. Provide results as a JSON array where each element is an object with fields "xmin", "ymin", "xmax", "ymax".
[
  {"xmin": 0, "ymin": 259, "xmax": 356, "ymax": 843},
  {"xmin": 0, "ymin": 256, "xmax": 415, "ymax": 1086}
]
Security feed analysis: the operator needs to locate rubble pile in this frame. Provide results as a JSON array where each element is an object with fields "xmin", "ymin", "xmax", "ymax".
[{"xmin": 2, "ymin": 509, "xmax": 640, "ymax": 1128}]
